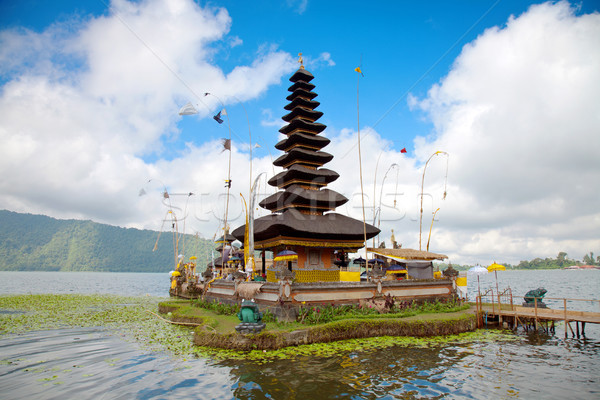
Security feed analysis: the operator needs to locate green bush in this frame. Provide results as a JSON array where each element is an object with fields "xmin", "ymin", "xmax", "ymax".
[
  {"xmin": 192, "ymin": 299, "xmax": 240, "ymax": 315},
  {"xmin": 296, "ymin": 299, "xmax": 469, "ymax": 325}
]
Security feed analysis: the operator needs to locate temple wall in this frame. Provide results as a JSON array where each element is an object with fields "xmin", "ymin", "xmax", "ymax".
[{"xmin": 203, "ymin": 279, "xmax": 455, "ymax": 316}]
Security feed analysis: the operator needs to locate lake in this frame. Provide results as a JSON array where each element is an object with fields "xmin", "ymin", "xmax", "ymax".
[{"xmin": 0, "ymin": 270, "xmax": 598, "ymax": 399}]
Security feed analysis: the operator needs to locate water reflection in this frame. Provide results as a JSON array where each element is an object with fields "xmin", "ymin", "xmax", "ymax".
[
  {"xmin": 1, "ymin": 270, "xmax": 599, "ymax": 399},
  {"xmin": 0, "ymin": 328, "xmax": 233, "ymax": 400},
  {"xmin": 0, "ymin": 329, "xmax": 598, "ymax": 399},
  {"xmin": 220, "ymin": 344, "xmax": 474, "ymax": 399},
  {"xmin": 219, "ymin": 333, "xmax": 600, "ymax": 400}
]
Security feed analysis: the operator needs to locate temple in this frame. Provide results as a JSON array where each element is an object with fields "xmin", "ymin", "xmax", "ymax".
[{"xmin": 232, "ymin": 67, "xmax": 380, "ymax": 282}]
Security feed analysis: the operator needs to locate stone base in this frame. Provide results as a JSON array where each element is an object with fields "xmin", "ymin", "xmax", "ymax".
[
  {"xmin": 522, "ymin": 302, "xmax": 547, "ymax": 308},
  {"xmin": 235, "ymin": 322, "xmax": 266, "ymax": 334}
]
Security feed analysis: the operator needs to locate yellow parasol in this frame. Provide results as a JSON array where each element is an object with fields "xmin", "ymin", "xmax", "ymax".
[
  {"xmin": 487, "ymin": 262, "xmax": 506, "ymax": 299},
  {"xmin": 487, "ymin": 262, "xmax": 506, "ymax": 272}
]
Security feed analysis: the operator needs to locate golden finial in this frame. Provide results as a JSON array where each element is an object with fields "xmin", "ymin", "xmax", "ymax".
[{"xmin": 298, "ymin": 52, "xmax": 304, "ymax": 69}]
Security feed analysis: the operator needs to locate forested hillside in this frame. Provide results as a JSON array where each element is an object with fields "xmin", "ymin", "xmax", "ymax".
[{"xmin": 0, "ymin": 210, "xmax": 214, "ymax": 272}]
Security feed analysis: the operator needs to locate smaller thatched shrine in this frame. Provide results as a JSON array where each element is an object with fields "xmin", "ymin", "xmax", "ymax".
[{"xmin": 208, "ymin": 232, "xmax": 243, "ymax": 276}]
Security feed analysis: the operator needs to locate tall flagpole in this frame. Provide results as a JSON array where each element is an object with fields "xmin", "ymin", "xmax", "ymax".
[
  {"xmin": 355, "ymin": 65, "xmax": 368, "ymax": 270},
  {"xmin": 203, "ymin": 93, "xmax": 232, "ymax": 272},
  {"xmin": 419, "ymin": 151, "xmax": 448, "ymax": 250},
  {"xmin": 372, "ymin": 150, "xmax": 384, "ymax": 250}
]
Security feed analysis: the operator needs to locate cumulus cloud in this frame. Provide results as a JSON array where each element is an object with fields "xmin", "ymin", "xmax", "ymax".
[
  {"xmin": 0, "ymin": 0, "xmax": 295, "ymax": 230},
  {"xmin": 1, "ymin": 0, "xmax": 598, "ymax": 267},
  {"xmin": 408, "ymin": 1, "xmax": 600, "ymax": 264},
  {"xmin": 305, "ymin": 52, "xmax": 336, "ymax": 68}
]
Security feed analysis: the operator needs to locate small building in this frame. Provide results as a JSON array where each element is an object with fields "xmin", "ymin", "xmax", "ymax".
[{"xmin": 366, "ymin": 248, "xmax": 449, "ymax": 280}]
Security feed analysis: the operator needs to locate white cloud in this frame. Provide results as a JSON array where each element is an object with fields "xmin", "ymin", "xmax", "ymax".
[
  {"xmin": 306, "ymin": 52, "xmax": 335, "ymax": 69},
  {"xmin": 408, "ymin": 1, "xmax": 600, "ymax": 264},
  {"xmin": 0, "ymin": 0, "xmax": 294, "ymax": 229},
  {"xmin": 260, "ymin": 108, "xmax": 286, "ymax": 128},
  {"xmin": 1, "ymin": 0, "xmax": 598, "ymax": 268},
  {"xmin": 287, "ymin": 0, "xmax": 308, "ymax": 15}
]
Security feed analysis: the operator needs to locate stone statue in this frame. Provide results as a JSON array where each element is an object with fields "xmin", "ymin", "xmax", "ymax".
[
  {"xmin": 523, "ymin": 287, "xmax": 548, "ymax": 307},
  {"xmin": 443, "ymin": 264, "xmax": 459, "ymax": 278},
  {"xmin": 235, "ymin": 299, "xmax": 266, "ymax": 334}
]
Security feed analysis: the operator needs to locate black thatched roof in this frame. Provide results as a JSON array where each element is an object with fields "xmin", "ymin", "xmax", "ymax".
[
  {"xmin": 285, "ymin": 88, "xmax": 318, "ymax": 101},
  {"xmin": 284, "ymin": 97, "xmax": 320, "ymax": 111},
  {"xmin": 268, "ymin": 164, "xmax": 339, "ymax": 188},
  {"xmin": 275, "ymin": 132, "xmax": 330, "ymax": 151},
  {"xmin": 279, "ymin": 118, "xmax": 326, "ymax": 135},
  {"xmin": 231, "ymin": 208, "xmax": 380, "ymax": 243},
  {"xmin": 282, "ymin": 107, "xmax": 323, "ymax": 123},
  {"xmin": 207, "ymin": 257, "xmax": 223, "ymax": 267},
  {"xmin": 259, "ymin": 186, "xmax": 348, "ymax": 212},
  {"xmin": 273, "ymin": 148, "xmax": 333, "ymax": 168},
  {"xmin": 214, "ymin": 233, "xmax": 236, "ymax": 243},
  {"xmin": 288, "ymin": 80, "xmax": 315, "ymax": 92},
  {"xmin": 289, "ymin": 68, "xmax": 314, "ymax": 83}
]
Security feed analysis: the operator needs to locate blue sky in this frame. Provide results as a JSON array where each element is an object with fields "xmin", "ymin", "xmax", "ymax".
[
  {"xmin": 3, "ymin": 0, "xmax": 579, "ymax": 159},
  {"xmin": 1, "ymin": 0, "xmax": 599, "ymax": 264}
]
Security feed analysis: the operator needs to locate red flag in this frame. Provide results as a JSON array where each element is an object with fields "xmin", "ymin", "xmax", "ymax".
[{"xmin": 401, "ymin": 148, "xmax": 407, "ymax": 153}]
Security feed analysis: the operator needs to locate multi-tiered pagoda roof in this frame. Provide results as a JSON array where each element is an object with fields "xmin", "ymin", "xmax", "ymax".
[{"xmin": 233, "ymin": 67, "xmax": 379, "ymax": 250}]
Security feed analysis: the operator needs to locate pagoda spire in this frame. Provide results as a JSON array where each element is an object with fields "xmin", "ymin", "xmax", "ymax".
[{"xmin": 232, "ymin": 67, "xmax": 379, "ymax": 252}]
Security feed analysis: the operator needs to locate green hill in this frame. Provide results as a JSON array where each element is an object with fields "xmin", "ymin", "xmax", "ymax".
[{"xmin": 0, "ymin": 210, "xmax": 215, "ymax": 272}]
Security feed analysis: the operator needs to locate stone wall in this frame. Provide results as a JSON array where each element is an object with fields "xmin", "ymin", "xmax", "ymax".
[{"xmin": 203, "ymin": 278, "xmax": 456, "ymax": 320}]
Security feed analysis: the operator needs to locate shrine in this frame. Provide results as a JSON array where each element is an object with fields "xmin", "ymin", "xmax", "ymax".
[{"xmin": 231, "ymin": 66, "xmax": 380, "ymax": 282}]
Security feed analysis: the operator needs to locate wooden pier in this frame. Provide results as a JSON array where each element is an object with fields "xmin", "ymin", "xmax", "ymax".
[{"xmin": 476, "ymin": 289, "xmax": 600, "ymax": 337}]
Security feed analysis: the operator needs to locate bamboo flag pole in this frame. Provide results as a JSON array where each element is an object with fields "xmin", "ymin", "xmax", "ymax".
[
  {"xmin": 204, "ymin": 93, "xmax": 232, "ymax": 268},
  {"xmin": 355, "ymin": 65, "xmax": 368, "ymax": 271},
  {"xmin": 418, "ymin": 151, "xmax": 448, "ymax": 250}
]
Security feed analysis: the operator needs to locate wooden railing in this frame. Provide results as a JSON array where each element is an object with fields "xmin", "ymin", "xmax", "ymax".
[{"xmin": 475, "ymin": 289, "xmax": 600, "ymax": 336}]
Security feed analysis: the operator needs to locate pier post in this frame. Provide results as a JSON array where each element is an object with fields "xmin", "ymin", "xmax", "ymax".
[
  {"xmin": 534, "ymin": 297, "xmax": 538, "ymax": 331},
  {"xmin": 564, "ymin": 298, "xmax": 568, "ymax": 338},
  {"xmin": 497, "ymin": 291, "xmax": 503, "ymax": 325}
]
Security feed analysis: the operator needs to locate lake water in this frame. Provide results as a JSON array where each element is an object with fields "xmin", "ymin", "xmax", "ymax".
[{"xmin": 1, "ymin": 270, "xmax": 599, "ymax": 399}]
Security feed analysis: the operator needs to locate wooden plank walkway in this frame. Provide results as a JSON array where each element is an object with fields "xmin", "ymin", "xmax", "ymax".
[
  {"xmin": 476, "ymin": 292, "xmax": 600, "ymax": 337},
  {"xmin": 480, "ymin": 305, "xmax": 600, "ymax": 324}
]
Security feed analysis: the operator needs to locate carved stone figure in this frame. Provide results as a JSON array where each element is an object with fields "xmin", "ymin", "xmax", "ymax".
[{"xmin": 523, "ymin": 287, "xmax": 548, "ymax": 307}]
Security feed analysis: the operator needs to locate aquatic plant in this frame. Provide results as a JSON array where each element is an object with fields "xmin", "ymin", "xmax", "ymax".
[
  {"xmin": 0, "ymin": 294, "xmax": 502, "ymax": 364},
  {"xmin": 0, "ymin": 294, "xmax": 199, "ymax": 357}
]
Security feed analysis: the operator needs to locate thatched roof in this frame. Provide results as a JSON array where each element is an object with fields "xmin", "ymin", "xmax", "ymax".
[
  {"xmin": 282, "ymin": 107, "xmax": 323, "ymax": 123},
  {"xmin": 287, "ymin": 80, "xmax": 315, "ymax": 92},
  {"xmin": 215, "ymin": 233, "xmax": 236, "ymax": 243},
  {"xmin": 260, "ymin": 186, "xmax": 348, "ymax": 212},
  {"xmin": 289, "ymin": 68, "xmax": 314, "ymax": 83},
  {"xmin": 268, "ymin": 164, "xmax": 338, "ymax": 188},
  {"xmin": 279, "ymin": 119, "xmax": 326, "ymax": 135},
  {"xmin": 274, "ymin": 132, "xmax": 330, "ymax": 151},
  {"xmin": 273, "ymin": 148, "xmax": 332, "ymax": 168},
  {"xmin": 233, "ymin": 209, "xmax": 379, "ymax": 243},
  {"xmin": 367, "ymin": 248, "xmax": 448, "ymax": 261},
  {"xmin": 235, "ymin": 282, "xmax": 264, "ymax": 300},
  {"xmin": 284, "ymin": 97, "xmax": 320, "ymax": 111}
]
